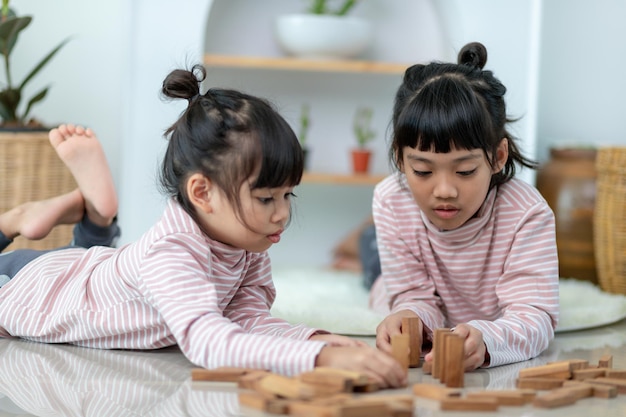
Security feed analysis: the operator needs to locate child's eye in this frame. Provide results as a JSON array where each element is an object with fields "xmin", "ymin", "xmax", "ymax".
[
  {"xmin": 457, "ymin": 169, "xmax": 477, "ymax": 177},
  {"xmin": 258, "ymin": 197, "xmax": 273, "ymax": 205},
  {"xmin": 285, "ymin": 192, "xmax": 296, "ymax": 200},
  {"xmin": 412, "ymin": 170, "xmax": 431, "ymax": 177}
]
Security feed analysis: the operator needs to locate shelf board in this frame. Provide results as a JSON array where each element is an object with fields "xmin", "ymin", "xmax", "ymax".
[
  {"xmin": 203, "ymin": 54, "xmax": 409, "ymax": 75},
  {"xmin": 301, "ymin": 172, "xmax": 387, "ymax": 185}
]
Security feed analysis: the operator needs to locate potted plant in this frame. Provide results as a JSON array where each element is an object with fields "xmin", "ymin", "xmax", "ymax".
[
  {"xmin": 351, "ymin": 106, "xmax": 375, "ymax": 174},
  {"xmin": 298, "ymin": 103, "xmax": 311, "ymax": 170},
  {"xmin": 0, "ymin": 0, "xmax": 75, "ymax": 251},
  {"xmin": 273, "ymin": 0, "xmax": 372, "ymax": 60}
]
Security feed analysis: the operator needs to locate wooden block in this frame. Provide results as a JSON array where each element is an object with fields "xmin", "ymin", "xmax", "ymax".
[
  {"xmin": 237, "ymin": 370, "xmax": 271, "ymax": 389},
  {"xmin": 191, "ymin": 366, "xmax": 253, "ymax": 382},
  {"xmin": 549, "ymin": 359, "xmax": 589, "ymax": 370},
  {"xmin": 401, "ymin": 316, "xmax": 422, "ymax": 368},
  {"xmin": 443, "ymin": 333, "xmax": 464, "ymax": 388},
  {"xmin": 422, "ymin": 360, "xmax": 432, "ymax": 375},
  {"xmin": 337, "ymin": 400, "xmax": 390, "ymax": 417},
  {"xmin": 558, "ymin": 384, "xmax": 594, "ymax": 401},
  {"xmin": 391, "ymin": 333, "xmax": 410, "ymax": 369},
  {"xmin": 590, "ymin": 377, "xmax": 626, "ymax": 394},
  {"xmin": 412, "ymin": 383, "xmax": 462, "ymax": 400},
  {"xmin": 256, "ymin": 374, "xmax": 316, "ymax": 400},
  {"xmin": 516, "ymin": 377, "xmax": 564, "ymax": 390},
  {"xmin": 598, "ymin": 354, "xmax": 613, "ymax": 369},
  {"xmin": 432, "ymin": 328, "xmax": 451, "ymax": 380},
  {"xmin": 238, "ymin": 391, "xmax": 290, "ymax": 414},
  {"xmin": 518, "ymin": 362, "xmax": 572, "ymax": 379},
  {"xmin": 466, "ymin": 389, "xmax": 535, "ymax": 406},
  {"xmin": 572, "ymin": 367, "xmax": 607, "ymax": 381},
  {"xmin": 386, "ymin": 400, "xmax": 413, "ymax": 417},
  {"xmin": 358, "ymin": 394, "xmax": 414, "ymax": 406},
  {"xmin": 606, "ymin": 369, "xmax": 626, "ymax": 379},
  {"xmin": 312, "ymin": 367, "xmax": 369, "ymax": 386},
  {"xmin": 352, "ymin": 382, "xmax": 380, "ymax": 393},
  {"xmin": 533, "ymin": 390, "xmax": 578, "ymax": 409},
  {"xmin": 563, "ymin": 380, "xmax": 617, "ymax": 399},
  {"xmin": 299, "ymin": 371, "xmax": 353, "ymax": 392},
  {"xmin": 309, "ymin": 393, "xmax": 354, "ymax": 406},
  {"xmin": 289, "ymin": 400, "xmax": 389, "ymax": 417},
  {"xmin": 440, "ymin": 397, "xmax": 499, "ymax": 412},
  {"xmin": 288, "ymin": 402, "xmax": 339, "ymax": 417}
]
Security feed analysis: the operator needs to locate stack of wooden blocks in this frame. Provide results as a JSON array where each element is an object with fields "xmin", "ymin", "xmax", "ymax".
[
  {"xmin": 191, "ymin": 320, "xmax": 626, "ymax": 415},
  {"xmin": 192, "ymin": 366, "xmax": 413, "ymax": 416}
]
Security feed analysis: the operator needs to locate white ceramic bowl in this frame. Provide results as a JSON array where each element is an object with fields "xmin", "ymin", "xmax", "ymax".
[{"xmin": 274, "ymin": 14, "xmax": 372, "ymax": 60}]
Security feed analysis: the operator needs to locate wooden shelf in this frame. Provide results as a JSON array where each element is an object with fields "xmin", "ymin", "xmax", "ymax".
[
  {"xmin": 301, "ymin": 172, "xmax": 387, "ymax": 185},
  {"xmin": 203, "ymin": 54, "xmax": 409, "ymax": 75}
]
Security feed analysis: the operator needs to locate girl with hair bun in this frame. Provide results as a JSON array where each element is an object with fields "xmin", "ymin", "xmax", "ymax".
[
  {"xmin": 369, "ymin": 42, "xmax": 559, "ymax": 370},
  {"xmin": 0, "ymin": 65, "xmax": 406, "ymax": 388}
]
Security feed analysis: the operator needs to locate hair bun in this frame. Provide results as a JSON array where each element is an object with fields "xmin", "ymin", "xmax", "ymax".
[{"xmin": 457, "ymin": 42, "xmax": 488, "ymax": 69}]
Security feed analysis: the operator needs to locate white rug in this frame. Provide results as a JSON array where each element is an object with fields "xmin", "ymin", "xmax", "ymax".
[{"xmin": 270, "ymin": 267, "xmax": 626, "ymax": 336}]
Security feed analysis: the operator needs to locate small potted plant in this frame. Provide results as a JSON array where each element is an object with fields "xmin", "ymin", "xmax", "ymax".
[
  {"xmin": 273, "ymin": 0, "xmax": 372, "ymax": 60},
  {"xmin": 0, "ymin": 0, "xmax": 75, "ymax": 251},
  {"xmin": 298, "ymin": 103, "xmax": 311, "ymax": 170},
  {"xmin": 351, "ymin": 106, "xmax": 375, "ymax": 173},
  {"xmin": 0, "ymin": 0, "xmax": 69, "ymax": 129}
]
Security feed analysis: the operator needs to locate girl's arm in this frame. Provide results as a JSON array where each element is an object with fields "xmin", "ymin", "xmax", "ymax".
[
  {"xmin": 373, "ymin": 188, "xmax": 446, "ymax": 335},
  {"xmin": 139, "ymin": 236, "xmax": 326, "ymax": 376},
  {"xmin": 467, "ymin": 202, "xmax": 559, "ymax": 367},
  {"xmin": 222, "ymin": 252, "xmax": 329, "ymax": 340}
]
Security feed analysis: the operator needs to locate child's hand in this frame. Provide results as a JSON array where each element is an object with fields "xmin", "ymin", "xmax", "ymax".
[
  {"xmin": 315, "ymin": 345, "xmax": 408, "ymax": 388},
  {"xmin": 375, "ymin": 310, "xmax": 422, "ymax": 355},
  {"xmin": 309, "ymin": 333, "xmax": 367, "ymax": 347},
  {"xmin": 423, "ymin": 323, "xmax": 487, "ymax": 371}
]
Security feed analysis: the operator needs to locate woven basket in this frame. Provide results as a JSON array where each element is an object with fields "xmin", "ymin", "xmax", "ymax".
[
  {"xmin": 0, "ymin": 131, "xmax": 77, "ymax": 251},
  {"xmin": 594, "ymin": 147, "xmax": 626, "ymax": 295}
]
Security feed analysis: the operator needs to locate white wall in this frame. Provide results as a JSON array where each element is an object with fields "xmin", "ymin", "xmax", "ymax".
[
  {"xmin": 536, "ymin": 0, "xmax": 626, "ymax": 162},
  {"xmin": 7, "ymin": 0, "xmax": 129, "ymax": 188},
  {"xmin": 10, "ymin": 1, "xmax": 621, "ymax": 268}
]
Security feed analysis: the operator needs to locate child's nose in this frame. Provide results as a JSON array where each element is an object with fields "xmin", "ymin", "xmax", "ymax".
[
  {"xmin": 272, "ymin": 199, "xmax": 290, "ymax": 224},
  {"xmin": 433, "ymin": 176, "xmax": 458, "ymax": 199}
]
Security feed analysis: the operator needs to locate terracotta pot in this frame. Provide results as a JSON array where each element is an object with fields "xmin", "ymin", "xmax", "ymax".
[
  {"xmin": 536, "ymin": 148, "xmax": 597, "ymax": 283},
  {"xmin": 351, "ymin": 148, "xmax": 371, "ymax": 174}
]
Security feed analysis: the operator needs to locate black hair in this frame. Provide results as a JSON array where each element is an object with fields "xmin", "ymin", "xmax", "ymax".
[
  {"xmin": 159, "ymin": 64, "xmax": 303, "ymax": 223},
  {"xmin": 391, "ymin": 42, "xmax": 537, "ymax": 188}
]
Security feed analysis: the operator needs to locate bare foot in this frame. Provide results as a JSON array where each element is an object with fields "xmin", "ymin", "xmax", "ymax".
[
  {"xmin": 0, "ymin": 190, "xmax": 84, "ymax": 241},
  {"xmin": 49, "ymin": 124, "xmax": 118, "ymax": 227}
]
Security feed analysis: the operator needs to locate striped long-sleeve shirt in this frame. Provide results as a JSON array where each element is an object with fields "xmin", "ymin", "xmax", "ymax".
[
  {"xmin": 370, "ymin": 174, "xmax": 559, "ymax": 367},
  {"xmin": 0, "ymin": 199, "xmax": 326, "ymax": 376}
]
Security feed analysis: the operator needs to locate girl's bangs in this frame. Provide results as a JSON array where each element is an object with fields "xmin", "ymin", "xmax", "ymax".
[
  {"xmin": 252, "ymin": 118, "xmax": 303, "ymax": 190},
  {"xmin": 396, "ymin": 79, "xmax": 492, "ymax": 153}
]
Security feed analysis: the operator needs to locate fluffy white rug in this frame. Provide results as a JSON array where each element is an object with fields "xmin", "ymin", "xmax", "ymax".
[{"xmin": 270, "ymin": 267, "xmax": 626, "ymax": 336}]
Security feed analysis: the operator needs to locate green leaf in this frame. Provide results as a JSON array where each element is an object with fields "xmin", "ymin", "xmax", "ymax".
[
  {"xmin": 18, "ymin": 36, "xmax": 70, "ymax": 91},
  {"xmin": 308, "ymin": 0, "xmax": 327, "ymax": 14},
  {"xmin": 21, "ymin": 86, "xmax": 48, "ymax": 122},
  {"xmin": 0, "ymin": 15, "xmax": 31, "ymax": 57},
  {"xmin": 0, "ymin": 96, "xmax": 11, "ymax": 121},
  {"xmin": 0, "ymin": 87, "xmax": 19, "ymax": 121},
  {"xmin": 336, "ymin": 0, "xmax": 357, "ymax": 16}
]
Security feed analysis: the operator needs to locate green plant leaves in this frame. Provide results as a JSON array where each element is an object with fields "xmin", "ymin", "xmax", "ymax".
[
  {"xmin": 19, "ymin": 37, "xmax": 70, "ymax": 91},
  {"xmin": 0, "ymin": 15, "xmax": 31, "ymax": 58}
]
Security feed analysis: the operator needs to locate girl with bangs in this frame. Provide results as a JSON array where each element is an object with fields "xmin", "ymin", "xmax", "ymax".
[
  {"xmin": 0, "ymin": 65, "xmax": 406, "ymax": 387},
  {"xmin": 370, "ymin": 42, "xmax": 559, "ymax": 370}
]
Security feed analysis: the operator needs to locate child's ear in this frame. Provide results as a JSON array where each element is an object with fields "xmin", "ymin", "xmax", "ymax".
[
  {"xmin": 494, "ymin": 138, "xmax": 509, "ymax": 173},
  {"xmin": 187, "ymin": 173, "xmax": 214, "ymax": 214}
]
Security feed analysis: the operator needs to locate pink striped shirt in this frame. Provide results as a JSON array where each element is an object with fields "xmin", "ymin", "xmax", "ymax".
[
  {"xmin": 0, "ymin": 200, "xmax": 326, "ymax": 376},
  {"xmin": 370, "ymin": 174, "xmax": 559, "ymax": 367}
]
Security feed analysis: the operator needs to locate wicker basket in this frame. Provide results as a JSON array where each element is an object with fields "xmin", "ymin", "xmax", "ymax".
[
  {"xmin": 594, "ymin": 147, "xmax": 626, "ymax": 295},
  {"xmin": 0, "ymin": 131, "xmax": 77, "ymax": 251}
]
